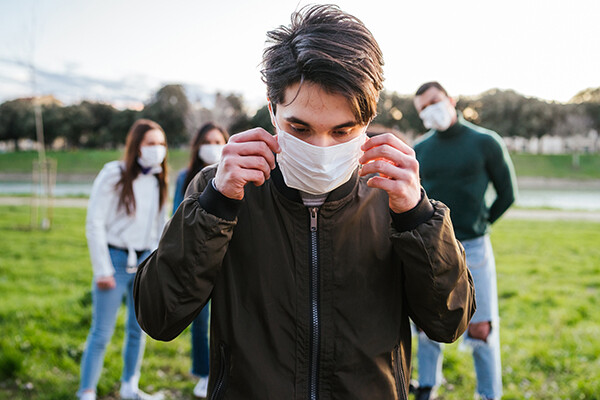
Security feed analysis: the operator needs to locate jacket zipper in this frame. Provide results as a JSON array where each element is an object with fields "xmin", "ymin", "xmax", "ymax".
[
  {"xmin": 308, "ymin": 206, "xmax": 320, "ymax": 400},
  {"xmin": 210, "ymin": 343, "xmax": 228, "ymax": 400},
  {"xmin": 392, "ymin": 345, "xmax": 408, "ymax": 400}
]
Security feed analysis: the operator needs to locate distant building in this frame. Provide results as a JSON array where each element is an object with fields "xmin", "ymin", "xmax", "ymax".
[{"xmin": 503, "ymin": 130, "xmax": 599, "ymax": 154}]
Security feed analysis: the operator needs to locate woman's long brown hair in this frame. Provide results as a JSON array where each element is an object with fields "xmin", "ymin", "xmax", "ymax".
[
  {"xmin": 117, "ymin": 119, "xmax": 168, "ymax": 215},
  {"xmin": 183, "ymin": 122, "xmax": 229, "ymax": 191}
]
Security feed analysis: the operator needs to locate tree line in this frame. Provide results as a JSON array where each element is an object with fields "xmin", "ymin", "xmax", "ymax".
[
  {"xmin": 1, "ymin": 84, "xmax": 599, "ymax": 151},
  {"xmin": 375, "ymin": 87, "xmax": 600, "ymax": 141}
]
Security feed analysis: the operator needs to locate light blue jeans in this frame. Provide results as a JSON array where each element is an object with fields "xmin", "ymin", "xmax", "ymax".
[
  {"xmin": 191, "ymin": 301, "xmax": 210, "ymax": 377},
  {"xmin": 417, "ymin": 235, "xmax": 502, "ymax": 399},
  {"xmin": 77, "ymin": 247, "xmax": 150, "ymax": 396}
]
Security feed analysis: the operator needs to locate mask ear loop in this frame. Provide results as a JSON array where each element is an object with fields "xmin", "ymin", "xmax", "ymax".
[
  {"xmin": 357, "ymin": 116, "xmax": 376, "ymax": 171},
  {"xmin": 267, "ymin": 100, "xmax": 281, "ymax": 132}
]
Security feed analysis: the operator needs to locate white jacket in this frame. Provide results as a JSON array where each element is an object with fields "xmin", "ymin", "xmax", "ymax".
[{"xmin": 86, "ymin": 161, "xmax": 166, "ymax": 278}]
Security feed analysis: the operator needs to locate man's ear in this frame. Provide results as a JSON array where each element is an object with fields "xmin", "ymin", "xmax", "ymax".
[{"xmin": 449, "ymin": 96, "xmax": 457, "ymax": 108}]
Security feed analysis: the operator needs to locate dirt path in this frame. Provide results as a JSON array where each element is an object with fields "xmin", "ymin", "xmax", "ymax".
[{"xmin": 2, "ymin": 196, "xmax": 599, "ymax": 222}]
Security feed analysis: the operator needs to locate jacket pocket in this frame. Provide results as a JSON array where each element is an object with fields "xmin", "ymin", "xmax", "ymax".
[
  {"xmin": 391, "ymin": 345, "xmax": 408, "ymax": 400},
  {"xmin": 210, "ymin": 343, "xmax": 230, "ymax": 400}
]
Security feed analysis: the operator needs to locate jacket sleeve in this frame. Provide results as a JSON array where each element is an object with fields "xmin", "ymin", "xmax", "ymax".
[
  {"xmin": 153, "ymin": 199, "xmax": 168, "ymax": 251},
  {"xmin": 391, "ymin": 199, "xmax": 476, "ymax": 343},
  {"xmin": 485, "ymin": 133, "xmax": 517, "ymax": 224},
  {"xmin": 85, "ymin": 163, "xmax": 120, "ymax": 278},
  {"xmin": 134, "ymin": 169, "xmax": 238, "ymax": 341}
]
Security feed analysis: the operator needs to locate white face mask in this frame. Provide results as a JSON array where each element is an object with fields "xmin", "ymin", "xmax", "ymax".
[
  {"xmin": 271, "ymin": 110, "xmax": 366, "ymax": 195},
  {"xmin": 419, "ymin": 100, "xmax": 455, "ymax": 131},
  {"xmin": 138, "ymin": 145, "xmax": 166, "ymax": 169},
  {"xmin": 199, "ymin": 144, "xmax": 225, "ymax": 165}
]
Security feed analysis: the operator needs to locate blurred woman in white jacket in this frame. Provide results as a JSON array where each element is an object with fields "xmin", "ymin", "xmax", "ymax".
[{"xmin": 78, "ymin": 119, "xmax": 168, "ymax": 400}]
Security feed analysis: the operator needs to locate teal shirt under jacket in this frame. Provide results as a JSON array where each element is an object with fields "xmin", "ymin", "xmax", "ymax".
[{"xmin": 414, "ymin": 113, "xmax": 517, "ymax": 241}]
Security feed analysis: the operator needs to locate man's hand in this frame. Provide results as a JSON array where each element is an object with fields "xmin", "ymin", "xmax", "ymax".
[
  {"xmin": 359, "ymin": 133, "xmax": 421, "ymax": 213},
  {"xmin": 96, "ymin": 275, "xmax": 116, "ymax": 290},
  {"xmin": 468, "ymin": 321, "xmax": 492, "ymax": 342},
  {"xmin": 214, "ymin": 128, "xmax": 281, "ymax": 200}
]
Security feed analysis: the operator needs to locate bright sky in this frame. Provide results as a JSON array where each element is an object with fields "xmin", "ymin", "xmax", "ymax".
[{"xmin": 1, "ymin": 0, "xmax": 599, "ymax": 108}]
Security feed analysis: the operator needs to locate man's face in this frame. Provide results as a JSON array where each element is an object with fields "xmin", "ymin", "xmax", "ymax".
[
  {"xmin": 413, "ymin": 86, "xmax": 455, "ymax": 114},
  {"xmin": 270, "ymin": 81, "xmax": 366, "ymax": 147}
]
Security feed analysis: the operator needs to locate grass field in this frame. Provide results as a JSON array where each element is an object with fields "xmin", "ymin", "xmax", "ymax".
[
  {"xmin": 1, "ymin": 206, "xmax": 599, "ymax": 399},
  {"xmin": 510, "ymin": 153, "xmax": 600, "ymax": 180},
  {"xmin": 1, "ymin": 150, "xmax": 600, "ymax": 181},
  {"xmin": 0, "ymin": 150, "xmax": 190, "ymax": 177}
]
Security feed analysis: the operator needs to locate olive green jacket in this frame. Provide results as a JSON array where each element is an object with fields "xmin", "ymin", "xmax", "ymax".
[{"xmin": 134, "ymin": 166, "xmax": 475, "ymax": 400}]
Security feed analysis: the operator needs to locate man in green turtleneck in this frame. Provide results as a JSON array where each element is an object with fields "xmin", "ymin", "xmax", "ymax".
[{"xmin": 412, "ymin": 82, "xmax": 517, "ymax": 400}]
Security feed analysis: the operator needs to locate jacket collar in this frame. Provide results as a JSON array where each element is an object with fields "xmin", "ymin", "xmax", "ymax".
[{"xmin": 271, "ymin": 162, "xmax": 359, "ymax": 204}]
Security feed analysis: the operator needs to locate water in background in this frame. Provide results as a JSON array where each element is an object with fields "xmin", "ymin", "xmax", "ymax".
[
  {"xmin": 1, "ymin": 182, "xmax": 599, "ymax": 211},
  {"xmin": 516, "ymin": 189, "xmax": 600, "ymax": 211}
]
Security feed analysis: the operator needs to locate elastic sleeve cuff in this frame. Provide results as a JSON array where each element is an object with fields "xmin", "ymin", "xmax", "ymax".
[
  {"xmin": 197, "ymin": 179, "xmax": 243, "ymax": 221},
  {"xmin": 390, "ymin": 188, "xmax": 435, "ymax": 232}
]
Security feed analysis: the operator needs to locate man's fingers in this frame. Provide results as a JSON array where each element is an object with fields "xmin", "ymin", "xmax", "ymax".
[
  {"xmin": 218, "ymin": 155, "xmax": 272, "ymax": 188},
  {"xmin": 366, "ymin": 175, "xmax": 420, "ymax": 213},
  {"xmin": 361, "ymin": 133, "xmax": 415, "ymax": 157},
  {"xmin": 214, "ymin": 128, "xmax": 280, "ymax": 200},
  {"xmin": 360, "ymin": 162, "xmax": 418, "ymax": 186},
  {"xmin": 232, "ymin": 155, "xmax": 273, "ymax": 180},
  {"xmin": 228, "ymin": 128, "xmax": 281, "ymax": 154},
  {"xmin": 359, "ymin": 159, "xmax": 401, "ymax": 179},
  {"xmin": 236, "ymin": 167, "xmax": 268, "ymax": 187},
  {"xmin": 359, "ymin": 144, "xmax": 419, "ymax": 172},
  {"xmin": 226, "ymin": 141, "xmax": 277, "ymax": 170},
  {"xmin": 358, "ymin": 134, "xmax": 422, "ymax": 213}
]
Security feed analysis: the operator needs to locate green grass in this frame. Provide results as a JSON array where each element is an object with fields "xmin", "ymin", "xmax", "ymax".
[
  {"xmin": 1, "ymin": 207, "xmax": 599, "ymax": 399},
  {"xmin": 1, "ymin": 151, "xmax": 600, "ymax": 180},
  {"xmin": 0, "ymin": 206, "xmax": 194, "ymax": 399},
  {"xmin": 424, "ymin": 219, "xmax": 600, "ymax": 399},
  {"xmin": 0, "ymin": 150, "xmax": 190, "ymax": 177},
  {"xmin": 510, "ymin": 153, "xmax": 600, "ymax": 179}
]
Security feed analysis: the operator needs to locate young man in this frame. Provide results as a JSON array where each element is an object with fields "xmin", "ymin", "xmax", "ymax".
[
  {"xmin": 134, "ymin": 7, "xmax": 475, "ymax": 400},
  {"xmin": 412, "ymin": 82, "xmax": 517, "ymax": 400}
]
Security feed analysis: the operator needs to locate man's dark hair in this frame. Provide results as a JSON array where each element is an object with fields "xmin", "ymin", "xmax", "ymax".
[
  {"xmin": 415, "ymin": 81, "xmax": 448, "ymax": 97},
  {"xmin": 261, "ymin": 4, "xmax": 384, "ymax": 125}
]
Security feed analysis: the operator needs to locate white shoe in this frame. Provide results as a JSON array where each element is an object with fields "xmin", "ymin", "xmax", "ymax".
[
  {"xmin": 80, "ymin": 392, "xmax": 96, "ymax": 400},
  {"xmin": 193, "ymin": 376, "xmax": 209, "ymax": 398},
  {"xmin": 120, "ymin": 388, "xmax": 164, "ymax": 400}
]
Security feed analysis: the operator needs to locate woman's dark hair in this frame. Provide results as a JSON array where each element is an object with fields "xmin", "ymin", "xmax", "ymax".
[
  {"xmin": 261, "ymin": 4, "xmax": 384, "ymax": 125},
  {"xmin": 117, "ymin": 119, "xmax": 168, "ymax": 215},
  {"xmin": 183, "ymin": 122, "xmax": 229, "ymax": 190}
]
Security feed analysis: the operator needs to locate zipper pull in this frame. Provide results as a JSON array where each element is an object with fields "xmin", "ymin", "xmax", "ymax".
[{"xmin": 309, "ymin": 207, "xmax": 318, "ymax": 232}]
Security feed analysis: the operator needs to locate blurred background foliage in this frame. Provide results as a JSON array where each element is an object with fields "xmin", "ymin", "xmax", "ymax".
[{"xmin": 1, "ymin": 85, "xmax": 599, "ymax": 151}]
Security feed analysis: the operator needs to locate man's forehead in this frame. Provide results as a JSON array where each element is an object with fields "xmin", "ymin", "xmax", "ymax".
[
  {"xmin": 415, "ymin": 87, "xmax": 447, "ymax": 110},
  {"xmin": 285, "ymin": 86, "xmax": 328, "ymax": 111},
  {"xmin": 421, "ymin": 86, "xmax": 446, "ymax": 100},
  {"xmin": 282, "ymin": 82, "xmax": 338, "ymax": 106},
  {"xmin": 279, "ymin": 82, "xmax": 358, "ymax": 125}
]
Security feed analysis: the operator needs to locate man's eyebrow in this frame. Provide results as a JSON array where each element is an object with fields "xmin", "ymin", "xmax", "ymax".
[
  {"xmin": 420, "ymin": 99, "xmax": 436, "ymax": 111},
  {"xmin": 284, "ymin": 116, "xmax": 358, "ymax": 129}
]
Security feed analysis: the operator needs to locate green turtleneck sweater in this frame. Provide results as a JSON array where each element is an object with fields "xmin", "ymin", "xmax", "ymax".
[{"xmin": 414, "ymin": 113, "xmax": 517, "ymax": 241}]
